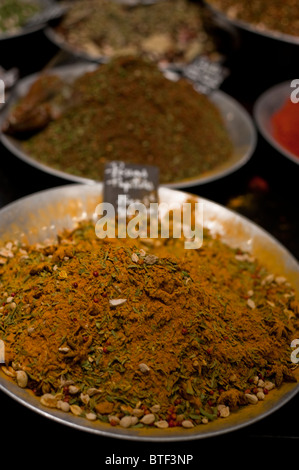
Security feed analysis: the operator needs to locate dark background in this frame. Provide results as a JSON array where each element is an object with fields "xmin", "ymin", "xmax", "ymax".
[{"xmin": 0, "ymin": 11, "xmax": 298, "ymax": 464}]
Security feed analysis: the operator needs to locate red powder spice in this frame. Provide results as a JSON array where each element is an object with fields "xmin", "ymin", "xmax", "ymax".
[{"xmin": 271, "ymin": 98, "xmax": 299, "ymax": 158}]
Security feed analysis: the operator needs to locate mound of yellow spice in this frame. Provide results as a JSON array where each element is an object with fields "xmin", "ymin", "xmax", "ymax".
[{"xmin": 0, "ymin": 222, "xmax": 298, "ymax": 429}]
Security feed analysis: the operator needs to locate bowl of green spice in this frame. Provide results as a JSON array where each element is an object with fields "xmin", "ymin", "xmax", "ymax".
[
  {"xmin": 0, "ymin": 0, "xmax": 54, "ymax": 41},
  {"xmin": 0, "ymin": 56, "xmax": 256, "ymax": 187}
]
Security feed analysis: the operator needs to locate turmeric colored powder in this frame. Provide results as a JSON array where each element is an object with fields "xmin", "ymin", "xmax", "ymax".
[{"xmin": 0, "ymin": 221, "xmax": 298, "ymax": 429}]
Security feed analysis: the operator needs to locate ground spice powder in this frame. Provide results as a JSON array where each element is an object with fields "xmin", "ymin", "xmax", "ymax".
[
  {"xmin": 5, "ymin": 56, "xmax": 233, "ymax": 184},
  {"xmin": 0, "ymin": 220, "xmax": 298, "ymax": 429},
  {"xmin": 271, "ymin": 98, "xmax": 299, "ymax": 158}
]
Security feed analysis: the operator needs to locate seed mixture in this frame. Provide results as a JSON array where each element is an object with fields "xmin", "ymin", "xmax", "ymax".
[
  {"xmin": 3, "ymin": 56, "xmax": 233, "ymax": 184},
  {"xmin": 0, "ymin": 0, "xmax": 40, "ymax": 34},
  {"xmin": 53, "ymin": 0, "xmax": 219, "ymax": 63},
  {"xmin": 0, "ymin": 219, "xmax": 298, "ymax": 430}
]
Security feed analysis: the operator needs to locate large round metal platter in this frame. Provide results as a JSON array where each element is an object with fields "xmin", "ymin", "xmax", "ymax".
[
  {"xmin": 203, "ymin": 1, "xmax": 299, "ymax": 46},
  {"xmin": 0, "ymin": 62, "xmax": 256, "ymax": 188},
  {"xmin": 0, "ymin": 183, "xmax": 298, "ymax": 441},
  {"xmin": 44, "ymin": 0, "xmax": 214, "ymax": 65},
  {"xmin": 0, "ymin": 0, "xmax": 53, "ymax": 41},
  {"xmin": 253, "ymin": 81, "xmax": 299, "ymax": 166}
]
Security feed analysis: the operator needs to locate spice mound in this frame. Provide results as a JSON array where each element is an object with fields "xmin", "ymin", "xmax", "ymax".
[
  {"xmin": 271, "ymin": 98, "xmax": 299, "ymax": 159},
  {"xmin": 1, "ymin": 221, "xmax": 299, "ymax": 430},
  {"xmin": 207, "ymin": 0, "xmax": 299, "ymax": 38},
  {"xmin": 53, "ymin": 0, "xmax": 219, "ymax": 64},
  {"xmin": 3, "ymin": 56, "xmax": 233, "ymax": 184},
  {"xmin": 0, "ymin": 0, "xmax": 40, "ymax": 34}
]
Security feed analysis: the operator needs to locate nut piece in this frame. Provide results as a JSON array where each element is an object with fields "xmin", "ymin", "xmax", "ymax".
[
  {"xmin": 264, "ymin": 381, "xmax": 275, "ymax": 391},
  {"xmin": 40, "ymin": 393, "xmax": 59, "ymax": 408},
  {"xmin": 182, "ymin": 420, "xmax": 194, "ymax": 428},
  {"xmin": 245, "ymin": 393, "xmax": 258, "ymax": 405},
  {"xmin": 80, "ymin": 392, "xmax": 90, "ymax": 405},
  {"xmin": 109, "ymin": 415, "xmax": 120, "ymax": 426},
  {"xmin": 68, "ymin": 385, "xmax": 80, "ymax": 394},
  {"xmin": 150, "ymin": 404, "xmax": 160, "ymax": 413},
  {"xmin": 1, "ymin": 365, "xmax": 16, "ymax": 378},
  {"xmin": 57, "ymin": 400, "xmax": 70, "ymax": 412},
  {"xmin": 256, "ymin": 391, "xmax": 265, "ymax": 401},
  {"xmin": 155, "ymin": 420, "xmax": 169, "ymax": 429},
  {"xmin": 132, "ymin": 408, "xmax": 144, "ymax": 418},
  {"xmin": 86, "ymin": 387, "xmax": 102, "ymax": 396},
  {"xmin": 217, "ymin": 404, "xmax": 230, "ymax": 418},
  {"xmin": 144, "ymin": 254, "xmax": 159, "ymax": 265},
  {"xmin": 140, "ymin": 413, "xmax": 155, "ymax": 425},
  {"xmin": 120, "ymin": 416, "xmax": 134, "ymax": 428},
  {"xmin": 131, "ymin": 253, "xmax": 139, "ymax": 263},
  {"xmin": 109, "ymin": 299, "xmax": 127, "ymax": 307},
  {"xmin": 86, "ymin": 412, "xmax": 97, "ymax": 421},
  {"xmin": 16, "ymin": 370, "xmax": 28, "ymax": 388},
  {"xmin": 139, "ymin": 363, "xmax": 150, "ymax": 374},
  {"xmin": 70, "ymin": 404, "xmax": 83, "ymax": 416},
  {"xmin": 247, "ymin": 298, "xmax": 256, "ymax": 309}
]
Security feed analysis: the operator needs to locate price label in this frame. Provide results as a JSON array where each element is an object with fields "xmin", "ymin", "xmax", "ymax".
[
  {"xmin": 162, "ymin": 56, "xmax": 229, "ymax": 95},
  {"xmin": 103, "ymin": 161, "xmax": 159, "ymax": 215}
]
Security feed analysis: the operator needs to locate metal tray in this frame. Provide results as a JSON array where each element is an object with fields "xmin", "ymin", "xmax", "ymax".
[
  {"xmin": 0, "ymin": 62, "xmax": 256, "ymax": 188},
  {"xmin": 0, "ymin": 183, "xmax": 298, "ymax": 441},
  {"xmin": 0, "ymin": 0, "xmax": 53, "ymax": 41},
  {"xmin": 204, "ymin": 1, "xmax": 299, "ymax": 46},
  {"xmin": 253, "ymin": 81, "xmax": 299, "ymax": 166}
]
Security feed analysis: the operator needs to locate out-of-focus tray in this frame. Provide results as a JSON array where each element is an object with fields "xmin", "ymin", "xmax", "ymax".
[
  {"xmin": 0, "ymin": 0, "xmax": 54, "ymax": 41},
  {"xmin": 0, "ymin": 62, "xmax": 256, "ymax": 188},
  {"xmin": 0, "ymin": 183, "xmax": 298, "ymax": 441},
  {"xmin": 204, "ymin": 1, "xmax": 299, "ymax": 46},
  {"xmin": 253, "ymin": 81, "xmax": 299, "ymax": 166}
]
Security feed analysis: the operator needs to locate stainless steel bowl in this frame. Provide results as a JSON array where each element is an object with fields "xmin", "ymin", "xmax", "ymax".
[
  {"xmin": 254, "ymin": 80, "xmax": 299, "ymax": 166},
  {"xmin": 204, "ymin": 1, "xmax": 299, "ymax": 46},
  {"xmin": 0, "ymin": 183, "xmax": 298, "ymax": 441},
  {"xmin": 0, "ymin": 62, "xmax": 256, "ymax": 188},
  {"xmin": 0, "ymin": 0, "xmax": 53, "ymax": 41}
]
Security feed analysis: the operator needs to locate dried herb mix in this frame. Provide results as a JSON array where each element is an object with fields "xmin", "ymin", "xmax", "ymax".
[
  {"xmin": 0, "ymin": 219, "xmax": 299, "ymax": 429},
  {"xmin": 4, "ymin": 56, "xmax": 233, "ymax": 184},
  {"xmin": 0, "ymin": 0, "xmax": 40, "ymax": 34},
  {"xmin": 208, "ymin": 0, "xmax": 299, "ymax": 38},
  {"xmin": 53, "ymin": 0, "xmax": 219, "ymax": 63}
]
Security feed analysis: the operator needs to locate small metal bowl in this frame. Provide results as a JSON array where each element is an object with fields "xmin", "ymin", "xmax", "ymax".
[
  {"xmin": 253, "ymin": 80, "xmax": 299, "ymax": 166},
  {"xmin": 0, "ymin": 183, "xmax": 298, "ymax": 441},
  {"xmin": 203, "ymin": 1, "xmax": 299, "ymax": 46},
  {"xmin": 0, "ymin": 0, "xmax": 53, "ymax": 42}
]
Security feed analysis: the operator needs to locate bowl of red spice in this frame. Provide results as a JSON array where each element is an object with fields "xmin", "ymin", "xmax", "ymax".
[{"xmin": 254, "ymin": 80, "xmax": 299, "ymax": 166}]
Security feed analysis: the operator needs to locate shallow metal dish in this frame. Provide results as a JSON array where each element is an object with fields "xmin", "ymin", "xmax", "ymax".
[
  {"xmin": 0, "ymin": 183, "xmax": 298, "ymax": 441},
  {"xmin": 204, "ymin": 1, "xmax": 299, "ymax": 46},
  {"xmin": 0, "ymin": 0, "xmax": 53, "ymax": 41},
  {"xmin": 0, "ymin": 62, "xmax": 256, "ymax": 188},
  {"xmin": 253, "ymin": 81, "xmax": 299, "ymax": 166}
]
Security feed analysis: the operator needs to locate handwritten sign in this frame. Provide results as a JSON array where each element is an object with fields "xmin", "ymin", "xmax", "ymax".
[
  {"xmin": 103, "ymin": 161, "xmax": 159, "ymax": 214},
  {"xmin": 162, "ymin": 56, "xmax": 229, "ymax": 95}
]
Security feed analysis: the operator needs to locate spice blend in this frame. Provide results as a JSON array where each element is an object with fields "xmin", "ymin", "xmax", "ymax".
[
  {"xmin": 207, "ymin": 0, "xmax": 299, "ymax": 38},
  {"xmin": 0, "ymin": 219, "xmax": 298, "ymax": 430},
  {"xmin": 53, "ymin": 0, "xmax": 219, "ymax": 63},
  {"xmin": 271, "ymin": 98, "xmax": 299, "ymax": 158},
  {"xmin": 3, "ymin": 56, "xmax": 233, "ymax": 184},
  {"xmin": 0, "ymin": 0, "xmax": 40, "ymax": 34}
]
